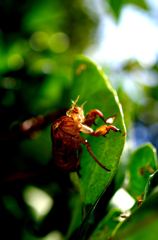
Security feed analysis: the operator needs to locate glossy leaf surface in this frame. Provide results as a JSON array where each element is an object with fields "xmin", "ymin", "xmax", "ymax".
[
  {"xmin": 125, "ymin": 143, "xmax": 157, "ymax": 201},
  {"xmin": 70, "ymin": 56, "xmax": 126, "ymax": 205},
  {"xmin": 114, "ymin": 192, "xmax": 158, "ymax": 240},
  {"xmin": 90, "ymin": 208, "xmax": 122, "ymax": 240}
]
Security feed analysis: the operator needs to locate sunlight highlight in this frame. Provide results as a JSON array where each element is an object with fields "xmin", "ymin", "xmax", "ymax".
[
  {"xmin": 23, "ymin": 185, "xmax": 53, "ymax": 220},
  {"xmin": 86, "ymin": 4, "xmax": 158, "ymax": 66},
  {"xmin": 111, "ymin": 188, "xmax": 135, "ymax": 212}
]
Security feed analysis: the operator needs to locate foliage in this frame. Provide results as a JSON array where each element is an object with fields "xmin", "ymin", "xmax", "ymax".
[
  {"xmin": 70, "ymin": 56, "xmax": 126, "ymax": 205},
  {"xmin": 106, "ymin": 0, "xmax": 149, "ymax": 19},
  {"xmin": 1, "ymin": 0, "xmax": 158, "ymax": 240},
  {"xmin": 113, "ymin": 191, "xmax": 158, "ymax": 240}
]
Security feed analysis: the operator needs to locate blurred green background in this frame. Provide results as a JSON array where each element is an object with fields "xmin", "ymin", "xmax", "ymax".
[{"xmin": 0, "ymin": 0, "xmax": 158, "ymax": 239}]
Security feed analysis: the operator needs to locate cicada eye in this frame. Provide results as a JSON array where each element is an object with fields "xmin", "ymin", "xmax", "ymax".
[{"xmin": 73, "ymin": 107, "xmax": 79, "ymax": 113}]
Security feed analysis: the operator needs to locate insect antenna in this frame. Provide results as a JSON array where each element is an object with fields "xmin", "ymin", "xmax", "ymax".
[
  {"xmin": 71, "ymin": 95, "xmax": 80, "ymax": 107},
  {"xmin": 80, "ymin": 100, "xmax": 87, "ymax": 109}
]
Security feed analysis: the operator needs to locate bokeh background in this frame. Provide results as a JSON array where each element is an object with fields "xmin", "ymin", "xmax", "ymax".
[{"xmin": 0, "ymin": 0, "xmax": 158, "ymax": 239}]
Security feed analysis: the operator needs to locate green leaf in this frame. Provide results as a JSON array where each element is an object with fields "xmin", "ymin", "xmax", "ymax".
[
  {"xmin": 90, "ymin": 208, "xmax": 122, "ymax": 240},
  {"xmin": 125, "ymin": 143, "xmax": 158, "ymax": 201},
  {"xmin": 144, "ymin": 170, "xmax": 158, "ymax": 199},
  {"xmin": 107, "ymin": 0, "xmax": 149, "ymax": 20},
  {"xmin": 66, "ymin": 191, "xmax": 82, "ymax": 240},
  {"xmin": 70, "ymin": 55, "xmax": 126, "ymax": 205},
  {"xmin": 107, "ymin": 0, "xmax": 123, "ymax": 19},
  {"xmin": 113, "ymin": 192, "xmax": 158, "ymax": 240},
  {"xmin": 126, "ymin": 0, "xmax": 149, "ymax": 11},
  {"xmin": 23, "ymin": 0, "xmax": 63, "ymax": 32}
]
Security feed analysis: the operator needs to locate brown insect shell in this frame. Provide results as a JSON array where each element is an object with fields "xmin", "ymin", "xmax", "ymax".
[{"xmin": 51, "ymin": 115, "xmax": 83, "ymax": 171}]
